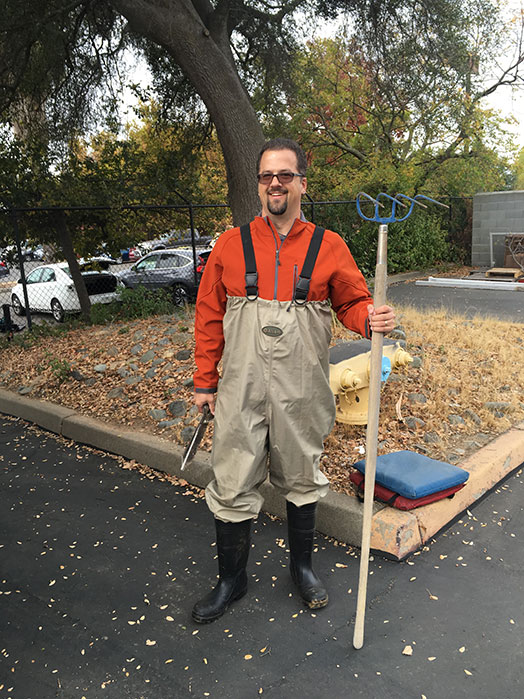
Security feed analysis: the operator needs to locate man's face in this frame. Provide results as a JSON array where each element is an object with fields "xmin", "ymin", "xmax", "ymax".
[{"xmin": 258, "ymin": 149, "xmax": 307, "ymax": 220}]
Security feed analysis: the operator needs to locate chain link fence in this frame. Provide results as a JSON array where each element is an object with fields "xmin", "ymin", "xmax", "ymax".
[{"xmin": 0, "ymin": 196, "xmax": 472, "ymax": 335}]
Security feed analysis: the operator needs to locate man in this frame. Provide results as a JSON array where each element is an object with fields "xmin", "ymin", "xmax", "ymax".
[{"xmin": 191, "ymin": 137, "xmax": 395, "ymax": 624}]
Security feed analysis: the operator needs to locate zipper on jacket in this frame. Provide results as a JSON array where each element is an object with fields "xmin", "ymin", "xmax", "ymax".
[{"xmin": 288, "ymin": 264, "xmax": 299, "ymax": 311}]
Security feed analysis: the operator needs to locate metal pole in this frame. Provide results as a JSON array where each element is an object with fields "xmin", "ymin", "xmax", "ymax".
[
  {"xmin": 10, "ymin": 209, "xmax": 32, "ymax": 331},
  {"xmin": 189, "ymin": 204, "xmax": 198, "ymax": 287}
]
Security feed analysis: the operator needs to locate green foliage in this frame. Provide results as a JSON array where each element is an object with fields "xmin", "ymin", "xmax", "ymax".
[
  {"xmin": 514, "ymin": 148, "xmax": 524, "ymax": 190},
  {"xmin": 89, "ymin": 286, "xmax": 175, "ymax": 324},
  {"xmin": 44, "ymin": 352, "xmax": 71, "ymax": 383},
  {"xmin": 311, "ymin": 204, "xmax": 453, "ymax": 276}
]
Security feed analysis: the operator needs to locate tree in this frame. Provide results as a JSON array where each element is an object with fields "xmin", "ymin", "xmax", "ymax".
[
  {"xmin": 2, "ymin": 0, "xmax": 524, "ymax": 222},
  {"xmin": 281, "ymin": 1, "xmax": 524, "ymax": 198}
]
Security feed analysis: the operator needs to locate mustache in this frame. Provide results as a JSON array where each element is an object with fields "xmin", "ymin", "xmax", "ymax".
[{"xmin": 268, "ymin": 188, "xmax": 287, "ymax": 194}]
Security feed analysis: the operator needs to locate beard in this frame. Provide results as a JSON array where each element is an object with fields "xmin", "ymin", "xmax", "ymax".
[{"xmin": 267, "ymin": 190, "xmax": 288, "ymax": 216}]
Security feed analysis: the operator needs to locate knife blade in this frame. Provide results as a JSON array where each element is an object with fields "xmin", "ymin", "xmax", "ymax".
[{"xmin": 181, "ymin": 404, "xmax": 213, "ymax": 470}]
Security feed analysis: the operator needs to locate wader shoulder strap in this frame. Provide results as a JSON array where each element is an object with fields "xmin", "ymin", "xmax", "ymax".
[
  {"xmin": 293, "ymin": 225, "xmax": 325, "ymax": 304},
  {"xmin": 239, "ymin": 223, "xmax": 258, "ymax": 300}
]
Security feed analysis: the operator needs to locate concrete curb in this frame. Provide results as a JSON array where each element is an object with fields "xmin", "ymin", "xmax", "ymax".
[{"xmin": 1, "ymin": 387, "xmax": 523, "ymax": 560}]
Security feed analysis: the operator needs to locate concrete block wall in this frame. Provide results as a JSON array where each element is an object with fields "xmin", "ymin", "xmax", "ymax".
[{"xmin": 472, "ymin": 191, "xmax": 524, "ymax": 267}]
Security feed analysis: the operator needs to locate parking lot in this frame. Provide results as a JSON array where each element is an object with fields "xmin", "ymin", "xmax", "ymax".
[{"xmin": 0, "ymin": 259, "xmax": 134, "ymax": 327}]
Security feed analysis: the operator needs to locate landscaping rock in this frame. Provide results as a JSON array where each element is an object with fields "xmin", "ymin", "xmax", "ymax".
[
  {"xmin": 152, "ymin": 358, "xmax": 164, "ymax": 367},
  {"xmin": 389, "ymin": 329, "xmax": 406, "ymax": 341},
  {"xmin": 140, "ymin": 350, "xmax": 156, "ymax": 364},
  {"xmin": 156, "ymin": 338, "xmax": 171, "ymax": 347},
  {"xmin": 405, "ymin": 416, "xmax": 425, "ymax": 429},
  {"xmin": 410, "ymin": 356, "xmax": 423, "ymax": 368},
  {"xmin": 408, "ymin": 392, "xmax": 427, "ymax": 404},
  {"xmin": 145, "ymin": 368, "xmax": 156, "ymax": 379},
  {"xmin": 158, "ymin": 419, "xmax": 182, "ymax": 428},
  {"xmin": 464, "ymin": 408, "xmax": 481, "ymax": 425},
  {"xmin": 117, "ymin": 367, "xmax": 130, "ymax": 378},
  {"xmin": 128, "ymin": 363, "xmax": 139, "ymax": 371},
  {"xmin": 423, "ymin": 431, "xmax": 441, "ymax": 444},
  {"xmin": 130, "ymin": 344, "xmax": 142, "ymax": 355},
  {"xmin": 107, "ymin": 387, "xmax": 125, "ymax": 399},
  {"xmin": 133, "ymin": 330, "xmax": 145, "ymax": 341},
  {"xmin": 94, "ymin": 364, "xmax": 107, "ymax": 373},
  {"xmin": 183, "ymin": 378, "xmax": 194, "ymax": 388},
  {"xmin": 18, "ymin": 386, "xmax": 33, "ymax": 395},
  {"xmin": 168, "ymin": 400, "xmax": 187, "ymax": 418},
  {"xmin": 107, "ymin": 346, "xmax": 119, "ymax": 357},
  {"xmin": 149, "ymin": 409, "xmax": 167, "ymax": 421},
  {"xmin": 484, "ymin": 401, "xmax": 511, "ymax": 414},
  {"xmin": 181, "ymin": 426, "xmax": 195, "ymax": 443},
  {"xmin": 125, "ymin": 376, "xmax": 142, "ymax": 385},
  {"xmin": 387, "ymin": 374, "xmax": 403, "ymax": 382},
  {"xmin": 413, "ymin": 443, "xmax": 429, "ymax": 453},
  {"xmin": 163, "ymin": 328, "xmax": 177, "ymax": 336},
  {"xmin": 71, "ymin": 370, "xmax": 87, "ymax": 381},
  {"xmin": 85, "ymin": 378, "xmax": 96, "ymax": 387},
  {"xmin": 176, "ymin": 349, "xmax": 192, "ymax": 361},
  {"xmin": 448, "ymin": 414, "xmax": 465, "ymax": 425}
]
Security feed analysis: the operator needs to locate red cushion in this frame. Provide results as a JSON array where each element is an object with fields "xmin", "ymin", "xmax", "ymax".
[{"xmin": 350, "ymin": 470, "xmax": 466, "ymax": 511}]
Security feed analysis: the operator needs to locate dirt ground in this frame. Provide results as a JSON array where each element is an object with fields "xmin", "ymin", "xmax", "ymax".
[{"xmin": 1, "ymin": 302, "xmax": 522, "ymax": 499}]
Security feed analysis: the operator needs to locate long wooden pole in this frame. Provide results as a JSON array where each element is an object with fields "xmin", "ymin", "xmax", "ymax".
[{"xmin": 353, "ymin": 223, "xmax": 388, "ymax": 650}]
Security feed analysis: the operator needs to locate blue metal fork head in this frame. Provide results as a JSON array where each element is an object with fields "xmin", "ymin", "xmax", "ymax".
[{"xmin": 356, "ymin": 192, "xmax": 415, "ymax": 223}]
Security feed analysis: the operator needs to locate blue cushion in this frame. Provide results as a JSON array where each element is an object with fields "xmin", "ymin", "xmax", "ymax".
[{"xmin": 353, "ymin": 450, "xmax": 469, "ymax": 499}]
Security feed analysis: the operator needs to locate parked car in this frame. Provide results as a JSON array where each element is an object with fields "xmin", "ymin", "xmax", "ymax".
[
  {"xmin": 11, "ymin": 263, "xmax": 122, "ymax": 322},
  {"xmin": 78, "ymin": 254, "xmax": 120, "ymax": 269},
  {"xmin": 166, "ymin": 229, "xmax": 213, "ymax": 248},
  {"xmin": 0, "ymin": 259, "xmax": 9, "ymax": 276},
  {"xmin": 117, "ymin": 248, "xmax": 211, "ymax": 305}
]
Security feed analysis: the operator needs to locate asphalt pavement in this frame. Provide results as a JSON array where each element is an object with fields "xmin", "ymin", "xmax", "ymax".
[
  {"xmin": 387, "ymin": 280, "xmax": 524, "ymax": 322},
  {"xmin": 1, "ymin": 414, "xmax": 523, "ymax": 698}
]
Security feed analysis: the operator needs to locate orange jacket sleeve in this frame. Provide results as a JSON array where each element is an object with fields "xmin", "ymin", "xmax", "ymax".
[
  {"xmin": 193, "ymin": 232, "xmax": 229, "ymax": 392},
  {"xmin": 324, "ymin": 232, "xmax": 373, "ymax": 338}
]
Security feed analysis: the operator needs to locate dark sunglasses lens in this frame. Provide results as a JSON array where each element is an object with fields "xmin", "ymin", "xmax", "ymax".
[{"xmin": 258, "ymin": 172, "xmax": 295, "ymax": 185}]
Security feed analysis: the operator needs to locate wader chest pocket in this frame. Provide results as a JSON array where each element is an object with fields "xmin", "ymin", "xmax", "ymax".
[{"xmin": 262, "ymin": 325, "xmax": 283, "ymax": 337}]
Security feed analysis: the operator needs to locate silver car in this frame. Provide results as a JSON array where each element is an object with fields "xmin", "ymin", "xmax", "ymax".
[{"xmin": 117, "ymin": 248, "xmax": 210, "ymax": 305}]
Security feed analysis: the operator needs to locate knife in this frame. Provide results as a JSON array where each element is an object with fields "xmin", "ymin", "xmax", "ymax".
[{"xmin": 181, "ymin": 404, "xmax": 213, "ymax": 470}]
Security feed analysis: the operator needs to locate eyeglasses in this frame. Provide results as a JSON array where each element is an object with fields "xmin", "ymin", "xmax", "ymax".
[{"xmin": 257, "ymin": 171, "xmax": 304, "ymax": 185}]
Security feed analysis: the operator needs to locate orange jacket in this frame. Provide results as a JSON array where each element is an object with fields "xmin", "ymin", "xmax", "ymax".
[{"xmin": 194, "ymin": 216, "xmax": 373, "ymax": 391}]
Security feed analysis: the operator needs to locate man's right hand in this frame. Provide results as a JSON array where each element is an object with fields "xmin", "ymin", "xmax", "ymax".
[{"xmin": 194, "ymin": 391, "xmax": 216, "ymax": 415}]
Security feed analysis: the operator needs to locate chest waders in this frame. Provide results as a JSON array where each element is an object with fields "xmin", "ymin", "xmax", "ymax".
[
  {"xmin": 194, "ymin": 222, "xmax": 334, "ymax": 623},
  {"xmin": 205, "ymin": 221, "xmax": 335, "ymax": 522}
]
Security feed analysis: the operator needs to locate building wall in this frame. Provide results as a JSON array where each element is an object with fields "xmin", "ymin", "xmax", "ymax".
[{"xmin": 472, "ymin": 191, "xmax": 524, "ymax": 267}]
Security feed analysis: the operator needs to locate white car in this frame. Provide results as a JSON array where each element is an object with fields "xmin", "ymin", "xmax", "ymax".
[{"xmin": 11, "ymin": 263, "xmax": 121, "ymax": 322}]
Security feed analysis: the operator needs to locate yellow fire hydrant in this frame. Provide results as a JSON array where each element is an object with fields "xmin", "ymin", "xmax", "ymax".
[{"xmin": 329, "ymin": 339, "xmax": 412, "ymax": 425}]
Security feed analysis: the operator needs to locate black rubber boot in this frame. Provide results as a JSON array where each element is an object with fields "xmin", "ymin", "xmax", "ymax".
[
  {"xmin": 192, "ymin": 518, "xmax": 251, "ymax": 624},
  {"xmin": 287, "ymin": 501, "xmax": 329, "ymax": 609}
]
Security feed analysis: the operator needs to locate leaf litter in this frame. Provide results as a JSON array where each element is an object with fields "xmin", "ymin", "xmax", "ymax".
[{"xmin": 1, "ymin": 307, "xmax": 522, "ymax": 498}]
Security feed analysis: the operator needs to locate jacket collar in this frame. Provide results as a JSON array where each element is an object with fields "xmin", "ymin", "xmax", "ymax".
[{"xmin": 256, "ymin": 214, "xmax": 310, "ymax": 239}]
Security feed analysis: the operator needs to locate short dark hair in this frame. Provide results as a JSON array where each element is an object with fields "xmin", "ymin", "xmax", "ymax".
[{"xmin": 257, "ymin": 138, "xmax": 307, "ymax": 176}]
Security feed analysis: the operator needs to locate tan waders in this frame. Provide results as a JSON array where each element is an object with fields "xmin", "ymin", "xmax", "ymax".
[{"xmin": 193, "ymin": 224, "xmax": 333, "ymax": 622}]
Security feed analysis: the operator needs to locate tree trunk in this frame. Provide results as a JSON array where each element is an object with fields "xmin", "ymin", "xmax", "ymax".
[
  {"xmin": 53, "ymin": 211, "xmax": 91, "ymax": 321},
  {"xmin": 110, "ymin": 0, "xmax": 265, "ymax": 225}
]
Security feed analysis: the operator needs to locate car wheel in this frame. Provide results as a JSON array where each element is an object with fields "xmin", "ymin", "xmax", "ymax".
[
  {"xmin": 171, "ymin": 283, "xmax": 190, "ymax": 307},
  {"xmin": 51, "ymin": 298, "xmax": 65, "ymax": 323},
  {"xmin": 11, "ymin": 294, "xmax": 25, "ymax": 316}
]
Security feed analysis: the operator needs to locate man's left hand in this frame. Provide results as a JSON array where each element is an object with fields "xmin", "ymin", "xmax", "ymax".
[{"xmin": 367, "ymin": 304, "xmax": 396, "ymax": 334}]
